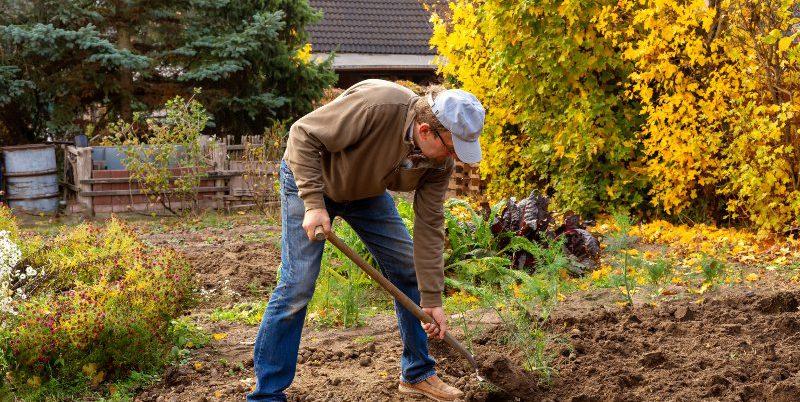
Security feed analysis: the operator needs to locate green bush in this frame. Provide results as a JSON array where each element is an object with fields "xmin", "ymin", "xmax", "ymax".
[
  {"xmin": 0, "ymin": 211, "xmax": 194, "ymax": 397},
  {"xmin": 109, "ymin": 92, "xmax": 214, "ymax": 216}
]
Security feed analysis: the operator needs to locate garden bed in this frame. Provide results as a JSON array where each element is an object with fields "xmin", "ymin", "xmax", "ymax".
[
  {"xmin": 9, "ymin": 207, "xmax": 800, "ymax": 401},
  {"xmin": 126, "ymin": 212, "xmax": 800, "ymax": 402}
]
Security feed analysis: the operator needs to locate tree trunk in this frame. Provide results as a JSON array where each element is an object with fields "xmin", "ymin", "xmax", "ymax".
[{"xmin": 117, "ymin": 24, "xmax": 134, "ymax": 121}]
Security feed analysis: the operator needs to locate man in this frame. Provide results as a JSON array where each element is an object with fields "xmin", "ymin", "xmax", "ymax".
[{"xmin": 248, "ymin": 79, "xmax": 485, "ymax": 402}]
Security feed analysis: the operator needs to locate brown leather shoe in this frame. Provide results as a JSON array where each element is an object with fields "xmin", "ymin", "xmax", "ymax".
[{"xmin": 398, "ymin": 374, "xmax": 464, "ymax": 402}]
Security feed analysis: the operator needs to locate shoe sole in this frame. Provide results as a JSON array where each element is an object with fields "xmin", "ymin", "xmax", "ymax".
[{"xmin": 398, "ymin": 383, "xmax": 457, "ymax": 402}]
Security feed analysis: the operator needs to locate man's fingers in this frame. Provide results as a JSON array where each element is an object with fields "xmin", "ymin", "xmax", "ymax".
[{"xmin": 423, "ymin": 322, "xmax": 442, "ymax": 338}]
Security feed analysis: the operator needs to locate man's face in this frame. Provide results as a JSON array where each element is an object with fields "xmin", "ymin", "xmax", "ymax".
[{"xmin": 416, "ymin": 123, "xmax": 457, "ymax": 163}]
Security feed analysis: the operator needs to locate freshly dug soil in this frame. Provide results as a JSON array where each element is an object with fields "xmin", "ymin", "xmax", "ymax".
[
  {"xmin": 479, "ymin": 353, "xmax": 543, "ymax": 400},
  {"xmin": 144, "ymin": 224, "xmax": 281, "ymax": 302},
  {"xmin": 136, "ymin": 223, "xmax": 800, "ymax": 402},
  {"xmin": 536, "ymin": 288, "xmax": 800, "ymax": 402},
  {"xmin": 139, "ymin": 286, "xmax": 800, "ymax": 402}
]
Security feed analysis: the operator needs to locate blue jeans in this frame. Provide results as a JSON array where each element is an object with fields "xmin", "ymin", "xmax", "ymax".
[{"xmin": 247, "ymin": 161, "xmax": 436, "ymax": 401}]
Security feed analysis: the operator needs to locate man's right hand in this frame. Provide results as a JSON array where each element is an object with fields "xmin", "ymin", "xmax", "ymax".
[{"xmin": 303, "ymin": 208, "xmax": 331, "ymax": 241}]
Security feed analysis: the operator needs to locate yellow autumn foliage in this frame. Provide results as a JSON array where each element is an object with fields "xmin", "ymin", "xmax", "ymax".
[
  {"xmin": 601, "ymin": 0, "xmax": 800, "ymax": 232},
  {"xmin": 433, "ymin": 0, "xmax": 800, "ymax": 233},
  {"xmin": 431, "ymin": 0, "xmax": 646, "ymax": 215}
]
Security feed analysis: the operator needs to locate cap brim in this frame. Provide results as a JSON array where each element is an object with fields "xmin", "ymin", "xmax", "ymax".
[{"xmin": 452, "ymin": 137, "xmax": 482, "ymax": 164}]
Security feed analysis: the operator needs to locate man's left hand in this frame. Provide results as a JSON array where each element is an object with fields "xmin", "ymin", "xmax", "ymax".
[{"xmin": 422, "ymin": 307, "xmax": 447, "ymax": 340}]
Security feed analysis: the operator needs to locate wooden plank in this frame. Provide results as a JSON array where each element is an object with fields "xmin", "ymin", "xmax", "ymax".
[
  {"xmin": 80, "ymin": 170, "xmax": 241, "ymax": 184},
  {"xmin": 211, "ymin": 142, "xmax": 228, "ymax": 208},
  {"xmin": 61, "ymin": 181, "xmax": 79, "ymax": 192},
  {"xmin": 80, "ymin": 186, "xmax": 228, "ymax": 197},
  {"xmin": 74, "ymin": 147, "xmax": 94, "ymax": 214}
]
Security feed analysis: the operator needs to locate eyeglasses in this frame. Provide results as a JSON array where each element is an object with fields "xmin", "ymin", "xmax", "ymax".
[{"xmin": 432, "ymin": 128, "xmax": 456, "ymax": 155}]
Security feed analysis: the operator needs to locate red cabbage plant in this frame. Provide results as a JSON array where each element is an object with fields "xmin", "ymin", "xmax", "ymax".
[{"xmin": 491, "ymin": 191, "xmax": 601, "ymax": 276}]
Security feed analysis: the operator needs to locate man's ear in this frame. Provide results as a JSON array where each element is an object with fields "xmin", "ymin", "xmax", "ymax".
[{"xmin": 418, "ymin": 123, "xmax": 432, "ymax": 140}]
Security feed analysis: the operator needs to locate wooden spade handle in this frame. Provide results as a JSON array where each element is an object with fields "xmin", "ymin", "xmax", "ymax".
[{"xmin": 313, "ymin": 226, "xmax": 479, "ymax": 372}]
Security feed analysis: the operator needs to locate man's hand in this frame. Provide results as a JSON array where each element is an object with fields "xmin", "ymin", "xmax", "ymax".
[
  {"xmin": 303, "ymin": 208, "xmax": 331, "ymax": 241},
  {"xmin": 422, "ymin": 306, "xmax": 447, "ymax": 340}
]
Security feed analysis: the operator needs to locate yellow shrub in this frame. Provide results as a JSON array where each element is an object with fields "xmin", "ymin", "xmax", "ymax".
[
  {"xmin": 431, "ymin": 0, "xmax": 646, "ymax": 215},
  {"xmin": 1, "ymin": 216, "xmax": 193, "ymax": 390},
  {"xmin": 599, "ymin": 0, "xmax": 800, "ymax": 231},
  {"xmin": 434, "ymin": 0, "xmax": 800, "ymax": 232}
]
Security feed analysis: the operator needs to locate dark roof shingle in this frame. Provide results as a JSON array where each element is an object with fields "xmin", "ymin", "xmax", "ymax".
[{"xmin": 307, "ymin": 0, "xmax": 435, "ymax": 55}]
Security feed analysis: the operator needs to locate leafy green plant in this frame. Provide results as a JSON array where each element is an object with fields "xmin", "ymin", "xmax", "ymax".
[
  {"xmin": 168, "ymin": 317, "xmax": 211, "ymax": 363},
  {"xmin": 605, "ymin": 212, "xmax": 638, "ymax": 305},
  {"xmin": 109, "ymin": 91, "xmax": 214, "ymax": 216},
  {"xmin": 445, "ymin": 237, "xmax": 570, "ymax": 382},
  {"xmin": 700, "ymin": 253, "xmax": 727, "ymax": 287},
  {"xmin": 0, "ymin": 214, "xmax": 194, "ymax": 399},
  {"xmin": 443, "ymin": 198, "xmax": 508, "ymax": 266},
  {"xmin": 644, "ymin": 256, "xmax": 674, "ymax": 286},
  {"xmin": 209, "ymin": 301, "xmax": 270, "ymax": 326}
]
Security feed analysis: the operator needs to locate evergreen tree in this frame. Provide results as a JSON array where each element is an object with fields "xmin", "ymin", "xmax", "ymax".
[{"xmin": 0, "ymin": 0, "xmax": 335, "ymax": 143}]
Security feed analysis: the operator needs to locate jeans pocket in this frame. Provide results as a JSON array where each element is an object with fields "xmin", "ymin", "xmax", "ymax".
[{"xmin": 280, "ymin": 162, "xmax": 298, "ymax": 195}]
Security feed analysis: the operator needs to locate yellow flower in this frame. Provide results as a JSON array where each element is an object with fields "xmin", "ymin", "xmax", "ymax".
[
  {"xmin": 296, "ymin": 43, "xmax": 312, "ymax": 63},
  {"xmin": 27, "ymin": 376, "xmax": 41, "ymax": 388}
]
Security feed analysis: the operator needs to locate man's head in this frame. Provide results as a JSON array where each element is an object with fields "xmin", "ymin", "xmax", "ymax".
[{"xmin": 413, "ymin": 88, "xmax": 485, "ymax": 164}]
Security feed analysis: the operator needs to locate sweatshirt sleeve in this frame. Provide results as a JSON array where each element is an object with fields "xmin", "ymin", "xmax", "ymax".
[
  {"xmin": 285, "ymin": 96, "xmax": 372, "ymax": 211},
  {"xmin": 412, "ymin": 159, "xmax": 454, "ymax": 307}
]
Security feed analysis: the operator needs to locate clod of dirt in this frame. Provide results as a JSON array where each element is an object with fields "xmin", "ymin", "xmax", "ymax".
[
  {"xmin": 638, "ymin": 351, "xmax": 667, "ymax": 368},
  {"xmin": 674, "ymin": 305, "xmax": 694, "ymax": 321},
  {"xmin": 757, "ymin": 292, "xmax": 800, "ymax": 314},
  {"xmin": 770, "ymin": 374, "xmax": 800, "ymax": 402},
  {"xmin": 478, "ymin": 353, "xmax": 542, "ymax": 399}
]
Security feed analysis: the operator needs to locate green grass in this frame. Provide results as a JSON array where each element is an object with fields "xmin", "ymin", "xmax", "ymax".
[
  {"xmin": 210, "ymin": 301, "xmax": 269, "ymax": 326},
  {"xmin": 354, "ymin": 335, "xmax": 376, "ymax": 344},
  {"xmin": 1, "ymin": 369, "xmax": 162, "ymax": 402}
]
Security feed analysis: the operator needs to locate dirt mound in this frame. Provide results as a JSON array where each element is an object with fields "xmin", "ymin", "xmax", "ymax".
[
  {"xmin": 139, "ymin": 287, "xmax": 800, "ymax": 402},
  {"xmin": 479, "ymin": 353, "xmax": 543, "ymax": 400},
  {"xmin": 186, "ymin": 240, "xmax": 279, "ymax": 296},
  {"xmin": 541, "ymin": 288, "xmax": 800, "ymax": 401},
  {"xmin": 143, "ymin": 225, "xmax": 280, "ymax": 300}
]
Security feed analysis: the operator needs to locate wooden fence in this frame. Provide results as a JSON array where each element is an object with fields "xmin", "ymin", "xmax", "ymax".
[{"xmin": 63, "ymin": 135, "xmax": 486, "ymax": 215}]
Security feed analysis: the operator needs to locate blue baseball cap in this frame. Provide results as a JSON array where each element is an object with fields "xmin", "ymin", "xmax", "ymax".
[{"xmin": 427, "ymin": 89, "xmax": 485, "ymax": 163}]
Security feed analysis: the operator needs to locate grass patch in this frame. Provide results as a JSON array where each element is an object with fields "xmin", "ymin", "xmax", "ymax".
[
  {"xmin": 354, "ymin": 335, "xmax": 376, "ymax": 344},
  {"xmin": 210, "ymin": 301, "xmax": 269, "ymax": 326}
]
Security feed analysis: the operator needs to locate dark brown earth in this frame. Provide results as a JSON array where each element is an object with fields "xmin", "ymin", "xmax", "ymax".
[
  {"xmin": 142, "ymin": 223, "xmax": 281, "ymax": 305},
  {"xmin": 539, "ymin": 288, "xmax": 800, "ymax": 402},
  {"xmin": 133, "ymin": 220, "xmax": 800, "ymax": 402}
]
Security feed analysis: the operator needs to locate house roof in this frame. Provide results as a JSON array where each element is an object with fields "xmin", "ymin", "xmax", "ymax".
[{"xmin": 307, "ymin": 0, "xmax": 435, "ymax": 55}]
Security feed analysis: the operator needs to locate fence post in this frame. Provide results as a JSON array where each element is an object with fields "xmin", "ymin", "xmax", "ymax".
[
  {"xmin": 75, "ymin": 147, "xmax": 94, "ymax": 216},
  {"xmin": 211, "ymin": 140, "xmax": 227, "ymax": 209}
]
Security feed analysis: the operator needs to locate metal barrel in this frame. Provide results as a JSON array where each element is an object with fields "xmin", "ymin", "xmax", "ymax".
[{"xmin": 2, "ymin": 144, "xmax": 59, "ymax": 213}]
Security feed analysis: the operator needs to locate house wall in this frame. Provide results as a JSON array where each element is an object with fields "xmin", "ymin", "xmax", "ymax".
[{"xmin": 312, "ymin": 52, "xmax": 440, "ymax": 87}]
